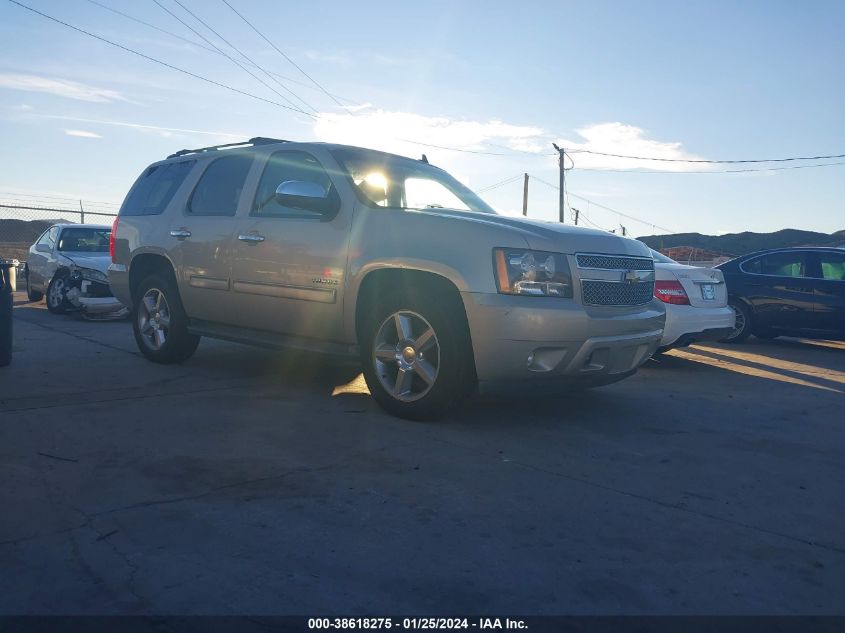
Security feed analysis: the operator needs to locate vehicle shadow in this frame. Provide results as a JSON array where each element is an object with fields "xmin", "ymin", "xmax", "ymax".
[{"xmin": 646, "ymin": 343, "xmax": 844, "ymax": 394}]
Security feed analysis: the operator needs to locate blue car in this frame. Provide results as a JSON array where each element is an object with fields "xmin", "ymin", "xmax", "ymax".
[{"xmin": 715, "ymin": 247, "xmax": 845, "ymax": 342}]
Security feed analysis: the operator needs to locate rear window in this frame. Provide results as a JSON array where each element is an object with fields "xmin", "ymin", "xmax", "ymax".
[{"xmin": 120, "ymin": 161, "xmax": 195, "ymax": 216}]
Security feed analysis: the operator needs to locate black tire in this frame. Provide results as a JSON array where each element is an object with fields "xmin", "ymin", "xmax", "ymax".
[
  {"xmin": 25, "ymin": 268, "xmax": 43, "ymax": 302},
  {"xmin": 132, "ymin": 273, "xmax": 200, "ymax": 364},
  {"xmin": 46, "ymin": 274, "xmax": 69, "ymax": 314},
  {"xmin": 721, "ymin": 300, "xmax": 752, "ymax": 343},
  {"xmin": 359, "ymin": 288, "xmax": 475, "ymax": 420}
]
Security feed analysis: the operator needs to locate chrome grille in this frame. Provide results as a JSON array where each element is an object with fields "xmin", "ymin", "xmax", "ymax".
[
  {"xmin": 581, "ymin": 280, "xmax": 654, "ymax": 306},
  {"xmin": 576, "ymin": 254, "xmax": 654, "ymax": 271}
]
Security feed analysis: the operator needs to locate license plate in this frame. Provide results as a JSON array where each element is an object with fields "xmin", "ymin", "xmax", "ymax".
[{"xmin": 700, "ymin": 284, "xmax": 716, "ymax": 300}]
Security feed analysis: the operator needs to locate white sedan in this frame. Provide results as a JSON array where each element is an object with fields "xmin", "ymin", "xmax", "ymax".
[{"xmin": 650, "ymin": 249, "xmax": 735, "ymax": 351}]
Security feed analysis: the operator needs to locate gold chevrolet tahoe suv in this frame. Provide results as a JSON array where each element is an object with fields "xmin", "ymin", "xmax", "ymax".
[{"xmin": 109, "ymin": 138, "xmax": 665, "ymax": 419}]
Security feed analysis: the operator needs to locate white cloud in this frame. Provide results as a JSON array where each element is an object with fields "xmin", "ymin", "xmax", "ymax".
[
  {"xmin": 42, "ymin": 116, "xmax": 245, "ymax": 141},
  {"xmin": 557, "ymin": 123, "xmax": 708, "ymax": 172},
  {"xmin": 0, "ymin": 73, "xmax": 129, "ymax": 103},
  {"xmin": 313, "ymin": 108, "xmax": 544, "ymax": 158},
  {"xmin": 64, "ymin": 129, "xmax": 102, "ymax": 139}
]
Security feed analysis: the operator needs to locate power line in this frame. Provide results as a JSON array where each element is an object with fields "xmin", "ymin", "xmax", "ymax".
[
  {"xmin": 0, "ymin": 191, "xmax": 119, "ymax": 206},
  {"xmin": 564, "ymin": 160, "xmax": 845, "ymax": 174},
  {"xmin": 8, "ymin": 0, "xmax": 314, "ymax": 117},
  {"xmin": 219, "ymin": 0, "xmax": 349, "ymax": 112},
  {"xmin": 169, "ymin": 0, "xmax": 318, "ymax": 114},
  {"xmin": 84, "ymin": 0, "xmax": 357, "ymax": 104},
  {"xmin": 566, "ymin": 148, "xmax": 845, "ymax": 164},
  {"xmin": 149, "ymin": 0, "xmax": 312, "ymax": 115},
  {"xmin": 529, "ymin": 174, "xmax": 676, "ymax": 234},
  {"xmin": 476, "ymin": 174, "xmax": 523, "ymax": 193}
]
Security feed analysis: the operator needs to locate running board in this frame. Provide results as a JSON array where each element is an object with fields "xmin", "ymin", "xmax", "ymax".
[{"xmin": 187, "ymin": 319, "xmax": 359, "ymax": 360}]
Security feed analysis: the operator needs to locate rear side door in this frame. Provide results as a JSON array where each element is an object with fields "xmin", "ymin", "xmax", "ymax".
[
  {"xmin": 741, "ymin": 250, "xmax": 814, "ymax": 331},
  {"xmin": 809, "ymin": 250, "xmax": 845, "ymax": 336},
  {"xmin": 229, "ymin": 148, "xmax": 351, "ymax": 339},
  {"xmin": 172, "ymin": 153, "xmax": 253, "ymax": 325}
]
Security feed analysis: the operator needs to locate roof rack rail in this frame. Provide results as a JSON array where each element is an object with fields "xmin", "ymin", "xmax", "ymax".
[{"xmin": 166, "ymin": 136, "xmax": 289, "ymax": 159}]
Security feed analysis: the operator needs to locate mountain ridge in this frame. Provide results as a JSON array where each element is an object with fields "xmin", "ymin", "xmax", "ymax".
[{"xmin": 637, "ymin": 228, "xmax": 845, "ymax": 256}]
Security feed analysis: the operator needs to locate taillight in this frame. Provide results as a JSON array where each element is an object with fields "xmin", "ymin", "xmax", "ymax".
[
  {"xmin": 654, "ymin": 279, "xmax": 690, "ymax": 305},
  {"xmin": 109, "ymin": 215, "xmax": 119, "ymax": 263}
]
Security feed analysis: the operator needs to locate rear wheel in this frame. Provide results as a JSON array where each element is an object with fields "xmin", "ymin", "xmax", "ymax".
[
  {"xmin": 721, "ymin": 300, "xmax": 752, "ymax": 343},
  {"xmin": 132, "ymin": 274, "xmax": 199, "ymax": 364},
  {"xmin": 25, "ymin": 268, "xmax": 43, "ymax": 302},
  {"xmin": 46, "ymin": 274, "xmax": 69, "ymax": 314},
  {"xmin": 360, "ymin": 291, "xmax": 474, "ymax": 420}
]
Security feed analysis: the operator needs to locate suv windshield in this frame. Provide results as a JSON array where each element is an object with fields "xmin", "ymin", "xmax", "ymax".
[
  {"xmin": 332, "ymin": 148, "xmax": 496, "ymax": 214},
  {"xmin": 57, "ymin": 227, "xmax": 111, "ymax": 253}
]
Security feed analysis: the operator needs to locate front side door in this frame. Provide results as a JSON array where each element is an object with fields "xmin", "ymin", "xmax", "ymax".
[
  {"xmin": 172, "ymin": 153, "xmax": 253, "ymax": 325},
  {"xmin": 741, "ymin": 250, "xmax": 815, "ymax": 331},
  {"xmin": 810, "ymin": 250, "xmax": 845, "ymax": 336},
  {"xmin": 230, "ymin": 149, "xmax": 351, "ymax": 339},
  {"xmin": 28, "ymin": 226, "xmax": 59, "ymax": 291}
]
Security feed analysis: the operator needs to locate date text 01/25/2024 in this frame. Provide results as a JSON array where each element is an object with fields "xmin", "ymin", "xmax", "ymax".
[{"xmin": 308, "ymin": 618, "xmax": 528, "ymax": 630}]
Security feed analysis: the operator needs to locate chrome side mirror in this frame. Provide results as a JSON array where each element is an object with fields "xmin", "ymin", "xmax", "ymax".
[{"xmin": 274, "ymin": 180, "xmax": 337, "ymax": 215}]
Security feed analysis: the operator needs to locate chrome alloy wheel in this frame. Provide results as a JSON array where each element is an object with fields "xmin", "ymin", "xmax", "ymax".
[
  {"xmin": 727, "ymin": 304, "xmax": 746, "ymax": 340},
  {"xmin": 137, "ymin": 288, "xmax": 171, "ymax": 351},
  {"xmin": 373, "ymin": 310, "xmax": 440, "ymax": 402},
  {"xmin": 47, "ymin": 277, "xmax": 66, "ymax": 308}
]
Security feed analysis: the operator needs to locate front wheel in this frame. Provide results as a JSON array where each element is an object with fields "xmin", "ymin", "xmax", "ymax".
[
  {"xmin": 360, "ymin": 294, "xmax": 475, "ymax": 420},
  {"xmin": 46, "ymin": 274, "xmax": 69, "ymax": 314},
  {"xmin": 132, "ymin": 274, "xmax": 200, "ymax": 364},
  {"xmin": 721, "ymin": 300, "xmax": 752, "ymax": 343}
]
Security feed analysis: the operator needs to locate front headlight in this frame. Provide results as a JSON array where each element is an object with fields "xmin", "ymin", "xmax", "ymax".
[
  {"xmin": 74, "ymin": 267, "xmax": 108, "ymax": 283},
  {"xmin": 493, "ymin": 248, "xmax": 573, "ymax": 297}
]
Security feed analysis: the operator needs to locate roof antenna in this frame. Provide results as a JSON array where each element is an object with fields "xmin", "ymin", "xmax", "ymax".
[{"xmin": 421, "ymin": 154, "xmax": 429, "ymax": 164}]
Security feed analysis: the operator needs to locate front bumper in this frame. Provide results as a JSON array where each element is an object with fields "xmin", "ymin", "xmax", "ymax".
[
  {"xmin": 660, "ymin": 304, "xmax": 735, "ymax": 348},
  {"xmin": 461, "ymin": 292, "xmax": 665, "ymax": 393}
]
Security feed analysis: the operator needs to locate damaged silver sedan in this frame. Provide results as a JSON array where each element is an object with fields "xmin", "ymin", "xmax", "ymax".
[{"xmin": 24, "ymin": 223, "xmax": 128, "ymax": 320}]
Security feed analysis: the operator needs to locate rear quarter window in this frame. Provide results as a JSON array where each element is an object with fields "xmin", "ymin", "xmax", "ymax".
[{"xmin": 120, "ymin": 160, "xmax": 196, "ymax": 216}]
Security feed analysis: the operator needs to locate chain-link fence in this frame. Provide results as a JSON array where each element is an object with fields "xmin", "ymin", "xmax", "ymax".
[{"xmin": 0, "ymin": 195, "xmax": 119, "ymax": 282}]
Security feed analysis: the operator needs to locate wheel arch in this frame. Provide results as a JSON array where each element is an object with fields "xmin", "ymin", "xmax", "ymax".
[{"xmin": 128, "ymin": 251, "xmax": 178, "ymax": 303}]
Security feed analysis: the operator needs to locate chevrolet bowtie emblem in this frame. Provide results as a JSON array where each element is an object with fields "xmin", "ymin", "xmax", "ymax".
[{"xmin": 622, "ymin": 269, "xmax": 641, "ymax": 283}]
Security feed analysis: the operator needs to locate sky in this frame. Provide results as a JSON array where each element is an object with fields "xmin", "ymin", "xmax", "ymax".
[{"xmin": 0, "ymin": 0, "xmax": 843, "ymax": 236}]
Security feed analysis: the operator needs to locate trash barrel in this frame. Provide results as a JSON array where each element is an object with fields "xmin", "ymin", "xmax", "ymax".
[{"xmin": 0, "ymin": 259, "xmax": 19, "ymax": 367}]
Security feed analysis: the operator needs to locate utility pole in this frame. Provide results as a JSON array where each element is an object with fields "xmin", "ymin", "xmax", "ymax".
[
  {"xmin": 552, "ymin": 143, "xmax": 565, "ymax": 223},
  {"xmin": 522, "ymin": 173, "xmax": 529, "ymax": 216},
  {"xmin": 620, "ymin": 225, "xmax": 627, "ymax": 237},
  {"xmin": 571, "ymin": 207, "xmax": 580, "ymax": 226},
  {"xmin": 79, "ymin": 200, "xmax": 84, "ymax": 224}
]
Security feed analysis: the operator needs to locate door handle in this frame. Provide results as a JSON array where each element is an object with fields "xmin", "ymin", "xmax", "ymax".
[
  {"xmin": 169, "ymin": 229, "xmax": 191, "ymax": 240},
  {"xmin": 238, "ymin": 234, "xmax": 265, "ymax": 244}
]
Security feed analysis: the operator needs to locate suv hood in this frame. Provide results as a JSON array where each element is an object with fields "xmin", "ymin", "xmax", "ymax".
[
  {"xmin": 58, "ymin": 252, "xmax": 112, "ymax": 274},
  {"xmin": 416, "ymin": 207, "xmax": 652, "ymax": 257}
]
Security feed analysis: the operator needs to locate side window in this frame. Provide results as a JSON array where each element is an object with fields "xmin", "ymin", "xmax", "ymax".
[
  {"xmin": 759, "ymin": 252, "xmax": 807, "ymax": 277},
  {"xmin": 189, "ymin": 154, "xmax": 253, "ymax": 216},
  {"xmin": 818, "ymin": 252, "xmax": 845, "ymax": 281},
  {"xmin": 253, "ymin": 151, "xmax": 334, "ymax": 217},
  {"xmin": 39, "ymin": 226, "xmax": 59, "ymax": 249},
  {"xmin": 36, "ymin": 229, "xmax": 53, "ymax": 246},
  {"xmin": 121, "ymin": 161, "xmax": 195, "ymax": 216},
  {"xmin": 741, "ymin": 257, "xmax": 762, "ymax": 274}
]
